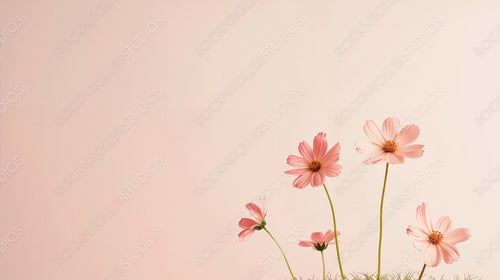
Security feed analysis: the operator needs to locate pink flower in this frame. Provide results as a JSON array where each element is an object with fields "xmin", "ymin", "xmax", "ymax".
[
  {"xmin": 407, "ymin": 203, "xmax": 472, "ymax": 267},
  {"xmin": 285, "ymin": 132, "xmax": 342, "ymax": 189},
  {"xmin": 298, "ymin": 230, "xmax": 340, "ymax": 251},
  {"xmin": 355, "ymin": 117, "xmax": 424, "ymax": 164},
  {"xmin": 238, "ymin": 202, "xmax": 266, "ymax": 241}
]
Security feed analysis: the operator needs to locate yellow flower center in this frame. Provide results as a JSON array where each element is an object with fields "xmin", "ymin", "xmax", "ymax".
[
  {"xmin": 382, "ymin": 140, "xmax": 398, "ymax": 153},
  {"xmin": 429, "ymin": 231, "xmax": 443, "ymax": 245},
  {"xmin": 309, "ymin": 160, "xmax": 322, "ymax": 172}
]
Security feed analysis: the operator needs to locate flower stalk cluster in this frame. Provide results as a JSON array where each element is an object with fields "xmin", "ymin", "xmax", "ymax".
[{"xmin": 238, "ymin": 117, "xmax": 471, "ymax": 280}]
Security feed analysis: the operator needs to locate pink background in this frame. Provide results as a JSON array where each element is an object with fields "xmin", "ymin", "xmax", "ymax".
[{"xmin": 1, "ymin": 0, "xmax": 500, "ymax": 279}]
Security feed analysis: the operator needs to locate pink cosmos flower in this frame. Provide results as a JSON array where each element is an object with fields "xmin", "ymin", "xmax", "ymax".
[
  {"xmin": 298, "ymin": 230, "xmax": 340, "ymax": 251},
  {"xmin": 355, "ymin": 117, "xmax": 424, "ymax": 164},
  {"xmin": 407, "ymin": 203, "xmax": 471, "ymax": 267},
  {"xmin": 285, "ymin": 132, "xmax": 342, "ymax": 189},
  {"xmin": 238, "ymin": 202, "xmax": 266, "ymax": 241}
]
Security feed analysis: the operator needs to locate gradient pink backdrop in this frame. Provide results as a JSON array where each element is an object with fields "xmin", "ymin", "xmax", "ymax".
[{"xmin": 1, "ymin": 0, "xmax": 499, "ymax": 279}]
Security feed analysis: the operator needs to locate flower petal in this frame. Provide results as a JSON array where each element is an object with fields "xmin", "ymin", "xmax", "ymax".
[
  {"xmin": 313, "ymin": 132, "xmax": 328, "ymax": 160},
  {"xmin": 239, "ymin": 218, "xmax": 259, "ymax": 229},
  {"xmin": 382, "ymin": 117, "xmax": 401, "ymax": 140},
  {"xmin": 363, "ymin": 120, "xmax": 385, "ymax": 145},
  {"xmin": 363, "ymin": 151, "xmax": 388, "ymax": 164},
  {"xmin": 416, "ymin": 203, "xmax": 433, "ymax": 234},
  {"xmin": 285, "ymin": 168, "xmax": 309, "ymax": 176},
  {"xmin": 292, "ymin": 171, "xmax": 312, "ymax": 189},
  {"xmin": 435, "ymin": 216, "xmax": 453, "ymax": 234},
  {"xmin": 246, "ymin": 203, "xmax": 264, "ymax": 221},
  {"xmin": 407, "ymin": 225, "xmax": 429, "ymax": 243},
  {"xmin": 321, "ymin": 163, "xmax": 342, "ymax": 177},
  {"xmin": 324, "ymin": 230, "xmax": 334, "ymax": 243},
  {"xmin": 424, "ymin": 244, "xmax": 442, "ymax": 267},
  {"xmin": 444, "ymin": 228, "xmax": 471, "ymax": 244},
  {"xmin": 311, "ymin": 172, "xmax": 325, "ymax": 187},
  {"xmin": 311, "ymin": 232, "xmax": 325, "ymax": 244},
  {"xmin": 324, "ymin": 229, "xmax": 340, "ymax": 243},
  {"xmin": 413, "ymin": 240, "xmax": 430, "ymax": 253},
  {"xmin": 387, "ymin": 152, "xmax": 405, "ymax": 164},
  {"xmin": 397, "ymin": 144, "xmax": 424, "ymax": 158},
  {"xmin": 238, "ymin": 228, "xmax": 255, "ymax": 241},
  {"xmin": 286, "ymin": 155, "xmax": 310, "ymax": 168},
  {"xmin": 440, "ymin": 242, "xmax": 460, "ymax": 264},
  {"xmin": 355, "ymin": 140, "xmax": 380, "ymax": 155},
  {"xmin": 323, "ymin": 142, "xmax": 340, "ymax": 164},
  {"xmin": 298, "ymin": 240, "xmax": 314, "ymax": 247},
  {"xmin": 298, "ymin": 141, "xmax": 314, "ymax": 162},
  {"xmin": 397, "ymin": 125, "xmax": 420, "ymax": 146}
]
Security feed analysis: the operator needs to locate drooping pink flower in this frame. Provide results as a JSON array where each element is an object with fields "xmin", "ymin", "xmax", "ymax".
[
  {"xmin": 355, "ymin": 117, "xmax": 424, "ymax": 164},
  {"xmin": 285, "ymin": 132, "xmax": 342, "ymax": 189},
  {"xmin": 406, "ymin": 203, "xmax": 471, "ymax": 267},
  {"xmin": 238, "ymin": 202, "xmax": 266, "ymax": 241},
  {"xmin": 298, "ymin": 229, "xmax": 340, "ymax": 251}
]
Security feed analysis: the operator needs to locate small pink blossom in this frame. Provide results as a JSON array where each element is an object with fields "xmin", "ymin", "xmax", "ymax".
[
  {"xmin": 298, "ymin": 229, "xmax": 340, "ymax": 251},
  {"xmin": 407, "ymin": 203, "xmax": 471, "ymax": 267},
  {"xmin": 238, "ymin": 202, "xmax": 266, "ymax": 241},
  {"xmin": 285, "ymin": 132, "xmax": 342, "ymax": 189},
  {"xmin": 355, "ymin": 117, "xmax": 424, "ymax": 164}
]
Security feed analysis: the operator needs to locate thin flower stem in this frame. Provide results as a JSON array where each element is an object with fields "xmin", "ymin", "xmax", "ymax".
[
  {"xmin": 263, "ymin": 227, "xmax": 296, "ymax": 280},
  {"xmin": 321, "ymin": 250, "xmax": 326, "ymax": 280},
  {"xmin": 323, "ymin": 184, "xmax": 346, "ymax": 280},
  {"xmin": 377, "ymin": 163, "xmax": 390, "ymax": 280},
  {"xmin": 417, "ymin": 264, "xmax": 427, "ymax": 280}
]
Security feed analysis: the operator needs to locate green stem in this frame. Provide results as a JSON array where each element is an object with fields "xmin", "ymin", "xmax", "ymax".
[
  {"xmin": 377, "ymin": 163, "xmax": 390, "ymax": 280},
  {"xmin": 321, "ymin": 250, "xmax": 326, "ymax": 280},
  {"xmin": 323, "ymin": 184, "xmax": 346, "ymax": 280},
  {"xmin": 263, "ymin": 227, "xmax": 296, "ymax": 280},
  {"xmin": 417, "ymin": 264, "xmax": 427, "ymax": 280}
]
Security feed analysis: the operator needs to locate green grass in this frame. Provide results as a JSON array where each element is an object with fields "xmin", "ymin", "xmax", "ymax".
[{"xmin": 291, "ymin": 272, "xmax": 482, "ymax": 280}]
